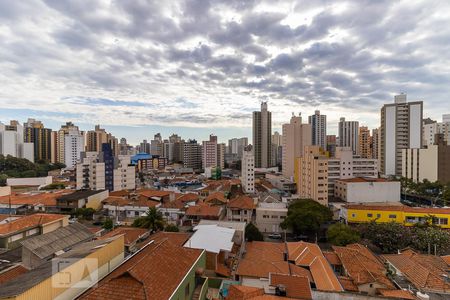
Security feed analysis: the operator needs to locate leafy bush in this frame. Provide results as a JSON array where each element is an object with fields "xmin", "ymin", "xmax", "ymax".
[{"xmin": 327, "ymin": 223, "xmax": 360, "ymax": 246}]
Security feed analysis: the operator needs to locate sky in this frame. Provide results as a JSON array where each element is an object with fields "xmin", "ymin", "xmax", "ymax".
[{"xmin": 1, "ymin": 0, "xmax": 449, "ymax": 145}]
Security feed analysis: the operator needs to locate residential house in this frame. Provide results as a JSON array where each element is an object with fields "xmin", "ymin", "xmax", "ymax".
[
  {"xmin": 0, "ymin": 190, "xmax": 74, "ymax": 214},
  {"xmin": 79, "ymin": 233, "xmax": 207, "ymax": 300},
  {"xmin": 205, "ymin": 191, "xmax": 228, "ymax": 206},
  {"xmin": 184, "ymin": 203, "xmax": 224, "ymax": 225},
  {"xmin": 20, "ymin": 222, "xmax": 94, "ymax": 269},
  {"xmin": 99, "ymin": 227, "xmax": 149, "ymax": 254},
  {"xmin": 0, "ymin": 214, "xmax": 69, "ymax": 249},
  {"xmin": 102, "ymin": 196, "xmax": 160, "ymax": 224},
  {"xmin": 332, "ymin": 244, "xmax": 395, "ymax": 296},
  {"xmin": 383, "ymin": 249, "xmax": 450, "ymax": 297},
  {"xmin": 0, "ymin": 236, "xmax": 124, "ymax": 300},
  {"xmin": 255, "ymin": 202, "xmax": 288, "ymax": 233},
  {"xmin": 56, "ymin": 189, "xmax": 109, "ymax": 212},
  {"xmin": 227, "ymin": 195, "xmax": 255, "ymax": 223}
]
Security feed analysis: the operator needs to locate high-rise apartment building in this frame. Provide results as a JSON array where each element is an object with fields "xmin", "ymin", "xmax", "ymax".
[
  {"xmin": 380, "ymin": 94, "xmax": 423, "ymax": 176},
  {"xmin": 64, "ymin": 127, "xmax": 85, "ymax": 168},
  {"xmin": 57, "ymin": 122, "xmax": 83, "ymax": 165},
  {"xmin": 217, "ymin": 143, "xmax": 225, "ymax": 169},
  {"xmin": 202, "ymin": 134, "xmax": 219, "ymax": 169},
  {"xmin": 24, "ymin": 118, "xmax": 52, "ymax": 162},
  {"xmin": 271, "ymin": 131, "xmax": 282, "ymax": 167},
  {"xmin": 295, "ymin": 146, "xmax": 329, "ymax": 206},
  {"xmin": 170, "ymin": 134, "xmax": 184, "ymax": 163},
  {"xmin": 86, "ymin": 125, "xmax": 119, "ymax": 156},
  {"xmin": 76, "ymin": 143, "xmax": 135, "ymax": 191},
  {"xmin": 228, "ymin": 137, "xmax": 248, "ymax": 158},
  {"xmin": 282, "ymin": 113, "xmax": 312, "ymax": 178},
  {"xmin": 422, "ymin": 115, "xmax": 450, "ymax": 146},
  {"xmin": 338, "ymin": 117, "xmax": 359, "ymax": 155},
  {"xmin": 358, "ymin": 126, "xmax": 371, "ymax": 158},
  {"xmin": 119, "ymin": 138, "xmax": 129, "ymax": 155},
  {"xmin": 0, "ymin": 121, "xmax": 34, "ymax": 162},
  {"xmin": 253, "ymin": 102, "xmax": 272, "ymax": 168},
  {"xmin": 309, "ymin": 110, "xmax": 327, "ymax": 150},
  {"xmin": 183, "ymin": 139, "xmax": 202, "ymax": 170},
  {"xmin": 151, "ymin": 133, "xmax": 163, "ymax": 156},
  {"xmin": 371, "ymin": 128, "xmax": 380, "ymax": 160},
  {"xmin": 326, "ymin": 135, "xmax": 337, "ymax": 158},
  {"xmin": 241, "ymin": 145, "xmax": 255, "ymax": 193},
  {"xmin": 140, "ymin": 139, "xmax": 151, "ymax": 154}
]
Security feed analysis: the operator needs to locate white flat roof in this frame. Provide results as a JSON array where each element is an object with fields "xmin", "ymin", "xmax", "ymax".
[
  {"xmin": 198, "ymin": 219, "xmax": 246, "ymax": 232},
  {"xmin": 184, "ymin": 224, "xmax": 235, "ymax": 254}
]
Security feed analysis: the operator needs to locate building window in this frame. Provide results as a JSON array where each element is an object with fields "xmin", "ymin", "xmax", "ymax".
[
  {"xmin": 367, "ymin": 213, "xmax": 373, "ymax": 218},
  {"xmin": 185, "ymin": 283, "xmax": 190, "ymax": 298},
  {"xmin": 376, "ymin": 214, "xmax": 381, "ymax": 218},
  {"xmin": 389, "ymin": 214, "xmax": 396, "ymax": 219},
  {"xmin": 351, "ymin": 213, "xmax": 356, "ymax": 218}
]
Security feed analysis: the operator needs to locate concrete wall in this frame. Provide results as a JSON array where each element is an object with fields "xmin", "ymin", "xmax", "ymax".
[
  {"xmin": 335, "ymin": 181, "xmax": 400, "ymax": 203},
  {"xmin": 0, "ymin": 186, "xmax": 11, "ymax": 197},
  {"xmin": 86, "ymin": 190, "xmax": 109, "ymax": 210},
  {"xmin": 312, "ymin": 291, "xmax": 401, "ymax": 300},
  {"xmin": 7, "ymin": 176, "xmax": 52, "ymax": 187}
]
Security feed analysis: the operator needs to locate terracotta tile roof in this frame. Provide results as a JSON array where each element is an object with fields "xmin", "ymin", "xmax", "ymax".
[
  {"xmin": 0, "ymin": 190, "xmax": 74, "ymax": 207},
  {"xmin": 99, "ymin": 227, "xmax": 149, "ymax": 246},
  {"xmin": 228, "ymin": 195, "xmax": 255, "ymax": 210},
  {"xmin": 185, "ymin": 203, "xmax": 222, "ymax": 217},
  {"xmin": 138, "ymin": 189, "xmax": 172, "ymax": 198},
  {"xmin": 102, "ymin": 196, "xmax": 159, "ymax": 208},
  {"xmin": 80, "ymin": 235, "xmax": 203, "ymax": 300},
  {"xmin": 382, "ymin": 250, "xmax": 450, "ymax": 294},
  {"xmin": 323, "ymin": 251, "xmax": 342, "ymax": 265},
  {"xmin": 333, "ymin": 244, "xmax": 394, "ymax": 290},
  {"xmin": 338, "ymin": 276, "xmax": 359, "ymax": 292},
  {"xmin": 0, "ymin": 265, "xmax": 28, "ymax": 285},
  {"xmin": 236, "ymin": 242, "xmax": 312, "ymax": 282},
  {"xmin": 0, "ymin": 214, "xmax": 66, "ymax": 236},
  {"xmin": 226, "ymin": 285, "xmax": 264, "ymax": 300},
  {"xmin": 286, "ymin": 241, "xmax": 343, "ymax": 292},
  {"xmin": 176, "ymin": 193, "xmax": 199, "ymax": 203},
  {"xmin": 441, "ymin": 255, "xmax": 450, "ymax": 266},
  {"xmin": 378, "ymin": 289, "xmax": 417, "ymax": 300},
  {"xmin": 344, "ymin": 204, "xmax": 450, "ymax": 214},
  {"xmin": 159, "ymin": 198, "xmax": 185, "ymax": 209},
  {"xmin": 270, "ymin": 274, "xmax": 312, "ymax": 300},
  {"xmin": 205, "ymin": 192, "xmax": 228, "ymax": 204},
  {"xmin": 0, "ymin": 214, "xmax": 10, "ymax": 222},
  {"xmin": 146, "ymin": 231, "xmax": 191, "ymax": 247}
]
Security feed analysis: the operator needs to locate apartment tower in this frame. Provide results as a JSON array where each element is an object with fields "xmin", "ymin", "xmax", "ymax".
[
  {"xmin": 253, "ymin": 102, "xmax": 272, "ymax": 168},
  {"xmin": 338, "ymin": 118, "xmax": 359, "ymax": 155},
  {"xmin": 309, "ymin": 110, "xmax": 327, "ymax": 150},
  {"xmin": 380, "ymin": 94, "xmax": 423, "ymax": 176}
]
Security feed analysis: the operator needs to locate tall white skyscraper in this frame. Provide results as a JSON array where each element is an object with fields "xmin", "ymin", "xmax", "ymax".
[
  {"xmin": 241, "ymin": 145, "xmax": 255, "ymax": 193},
  {"xmin": 0, "ymin": 121, "xmax": 34, "ymax": 162},
  {"xmin": 253, "ymin": 102, "xmax": 272, "ymax": 168},
  {"xmin": 282, "ymin": 113, "xmax": 312, "ymax": 178},
  {"xmin": 309, "ymin": 110, "xmax": 327, "ymax": 150},
  {"xmin": 381, "ymin": 94, "xmax": 423, "ymax": 176},
  {"xmin": 64, "ymin": 127, "xmax": 85, "ymax": 168},
  {"xmin": 338, "ymin": 117, "xmax": 359, "ymax": 155}
]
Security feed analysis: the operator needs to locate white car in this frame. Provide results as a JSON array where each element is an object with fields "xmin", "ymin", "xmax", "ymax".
[{"xmin": 268, "ymin": 233, "xmax": 282, "ymax": 239}]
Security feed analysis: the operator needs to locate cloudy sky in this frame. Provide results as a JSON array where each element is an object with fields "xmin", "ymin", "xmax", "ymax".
[{"xmin": 1, "ymin": 0, "xmax": 449, "ymax": 144}]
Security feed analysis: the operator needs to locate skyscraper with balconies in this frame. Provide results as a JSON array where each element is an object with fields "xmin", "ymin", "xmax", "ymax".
[{"xmin": 252, "ymin": 102, "xmax": 272, "ymax": 168}]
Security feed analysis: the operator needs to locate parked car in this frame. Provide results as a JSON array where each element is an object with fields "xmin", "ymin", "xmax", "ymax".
[
  {"xmin": 268, "ymin": 233, "xmax": 282, "ymax": 239},
  {"xmin": 68, "ymin": 217, "xmax": 78, "ymax": 224}
]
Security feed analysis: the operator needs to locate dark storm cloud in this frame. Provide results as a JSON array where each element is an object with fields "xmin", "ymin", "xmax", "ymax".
[{"xmin": 1, "ymin": 0, "xmax": 449, "ymax": 129}]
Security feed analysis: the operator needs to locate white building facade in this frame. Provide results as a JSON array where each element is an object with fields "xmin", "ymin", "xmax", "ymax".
[{"xmin": 241, "ymin": 147, "xmax": 255, "ymax": 193}]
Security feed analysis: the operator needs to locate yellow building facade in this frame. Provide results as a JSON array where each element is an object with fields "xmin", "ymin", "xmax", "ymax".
[{"xmin": 342, "ymin": 204, "xmax": 450, "ymax": 229}]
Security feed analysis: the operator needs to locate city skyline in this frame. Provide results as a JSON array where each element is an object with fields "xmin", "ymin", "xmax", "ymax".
[{"xmin": 1, "ymin": 1, "xmax": 450, "ymax": 144}]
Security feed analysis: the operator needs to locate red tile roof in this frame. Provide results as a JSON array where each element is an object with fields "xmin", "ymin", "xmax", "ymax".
[
  {"xmin": 176, "ymin": 193, "xmax": 199, "ymax": 203},
  {"xmin": 0, "ymin": 190, "xmax": 74, "ymax": 207},
  {"xmin": 226, "ymin": 285, "xmax": 298, "ymax": 300},
  {"xmin": 80, "ymin": 235, "xmax": 203, "ymax": 300},
  {"xmin": 99, "ymin": 227, "xmax": 149, "ymax": 246},
  {"xmin": 236, "ymin": 242, "xmax": 312, "ymax": 282},
  {"xmin": 382, "ymin": 250, "xmax": 450, "ymax": 294},
  {"xmin": 337, "ymin": 276, "xmax": 359, "ymax": 292},
  {"xmin": 270, "ymin": 274, "xmax": 312, "ymax": 300},
  {"xmin": 205, "ymin": 192, "xmax": 228, "ymax": 204},
  {"xmin": 286, "ymin": 241, "xmax": 343, "ymax": 292},
  {"xmin": 102, "ymin": 196, "xmax": 160, "ymax": 208},
  {"xmin": 228, "ymin": 195, "xmax": 255, "ymax": 210},
  {"xmin": 378, "ymin": 289, "xmax": 417, "ymax": 300},
  {"xmin": 0, "ymin": 265, "xmax": 28, "ymax": 285},
  {"xmin": 333, "ymin": 244, "xmax": 394, "ymax": 290},
  {"xmin": 138, "ymin": 189, "xmax": 172, "ymax": 198},
  {"xmin": 185, "ymin": 203, "xmax": 222, "ymax": 217},
  {"xmin": 0, "ymin": 214, "xmax": 66, "ymax": 236}
]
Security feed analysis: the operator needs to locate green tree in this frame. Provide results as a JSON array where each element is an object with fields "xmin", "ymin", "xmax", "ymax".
[
  {"xmin": 327, "ymin": 223, "xmax": 360, "ymax": 246},
  {"xmin": 281, "ymin": 199, "xmax": 332, "ymax": 236},
  {"xmin": 411, "ymin": 226, "xmax": 450, "ymax": 255},
  {"xmin": 165, "ymin": 224, "xmax": 180, "ymax": 232},
  {"xmin": 132, "ymin": 207, "xmax": 164, "ymax": 232},
  {"xmin": 74, "ymin": 208, "xmax": 96, "ymax": 220},
  {"xmin": 245, "ymin": 222, "xmax": 264, "ymax": 242},
  {"xmin": 103, "ymin": 218, "xmax": 113, "ymax": 230},
  {"xmin": 360, "ymin": 221, "xmax": 412, "ymax": 253}
]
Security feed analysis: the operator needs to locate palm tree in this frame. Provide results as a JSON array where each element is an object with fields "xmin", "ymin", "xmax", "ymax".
[{"xmin": 137, "ymin": 207, "xmax": 164, "ymax": 232}]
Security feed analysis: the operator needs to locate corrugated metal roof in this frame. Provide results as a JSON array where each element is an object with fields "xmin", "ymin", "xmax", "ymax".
[{"xmin": 21, "ymin": 222, "xmax": 94, "ymax": 259}]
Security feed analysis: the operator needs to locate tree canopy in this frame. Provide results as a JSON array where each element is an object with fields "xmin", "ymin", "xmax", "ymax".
[
  {"xmin": 327, "ymin": 223, "xmax": 360, "ymax": 246},
  {"xmin": 132, "ymin": 207, "xmax": 164, "ymax": 232},
  {"xmin": 280, "ymin": 199, "xmax": 332, "ymax": 235},
  {"xmin": 245, "ymin": 222, "xmax": 264, "ymax": 242},
  {"xmin": 164, "ymin": 224, "xmax": 179, "ymax": 232}
]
